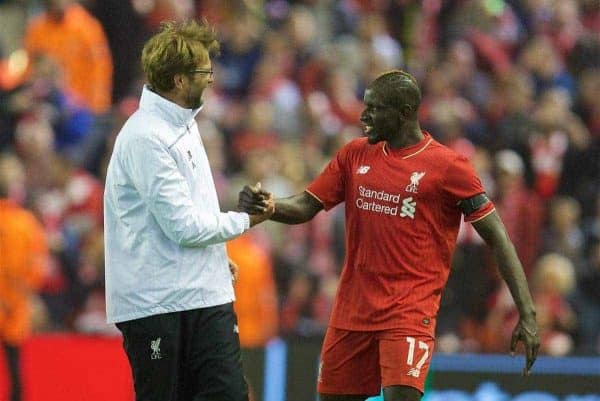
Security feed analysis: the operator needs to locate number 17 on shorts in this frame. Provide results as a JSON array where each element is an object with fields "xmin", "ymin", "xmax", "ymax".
[
  {"xmin": 379, "ymin": 332, "xmax": 434, "ymax": 392},
  {"xmin": 318, "ymin": 328, "xmax": 434, "ymax": 395}
]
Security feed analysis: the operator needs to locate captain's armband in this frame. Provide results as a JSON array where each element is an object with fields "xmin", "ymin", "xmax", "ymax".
[{"xmin": 457, "ymin": 193, "xmax": 490, "ymax": 216}]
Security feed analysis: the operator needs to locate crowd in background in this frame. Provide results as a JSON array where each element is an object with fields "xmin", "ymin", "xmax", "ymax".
[{"xmin": 0, "ymin": 0, "xmax": 598, "ymax": 357}]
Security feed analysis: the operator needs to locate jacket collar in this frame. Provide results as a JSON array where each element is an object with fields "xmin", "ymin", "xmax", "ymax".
[{"xmin": 139, "ymin": 85, "xmax": 202, "ymax": 127}]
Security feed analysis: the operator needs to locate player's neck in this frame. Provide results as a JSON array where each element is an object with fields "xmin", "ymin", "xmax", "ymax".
[{"xmin": 387, "ymin": 124, "xmax": 424, "ymax": 150}]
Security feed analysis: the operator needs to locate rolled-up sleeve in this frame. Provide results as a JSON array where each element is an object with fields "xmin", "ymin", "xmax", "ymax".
[{"xmin": 126, "ymin": 134, "xmax": 249, "ymax": 247}]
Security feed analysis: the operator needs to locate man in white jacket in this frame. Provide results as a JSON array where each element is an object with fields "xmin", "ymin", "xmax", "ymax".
[{"xmin": 104, "ymin": 19, "xmax": 273, "ymax": 401}]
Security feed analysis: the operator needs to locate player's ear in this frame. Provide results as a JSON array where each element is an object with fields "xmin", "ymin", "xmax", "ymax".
[{"xmin": 399, "ymin": 104, "xmax": 413, "ymax": 119}]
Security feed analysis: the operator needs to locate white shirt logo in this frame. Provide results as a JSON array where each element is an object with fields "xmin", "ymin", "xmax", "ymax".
[
  {"xmin": 405, "ymin": 171, "xmax": 426, "ymax": 193},
  {"xmin": 399, "ymin": 197, "xmax": 417, "ymax": 219},
  {"xmin": 151, "ymin": 338, "xmax": 162, "ymax": 360},
  {"xmin": 187, "ymin": 150, "xmax": 196, "ymax": 169},
  {"xmin": 356, "ymin": 166, "xmax": 370, "ymax": 174}
]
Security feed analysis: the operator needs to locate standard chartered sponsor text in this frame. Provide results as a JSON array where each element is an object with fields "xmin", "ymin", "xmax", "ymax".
[{"xmin": 356, "ymin": 185, "xmax": 401, "ymax": 216}]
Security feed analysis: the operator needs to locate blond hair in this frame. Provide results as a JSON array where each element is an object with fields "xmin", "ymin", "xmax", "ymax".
[{"xmin": 141, "ymin": 19, "xmax": 220, "ymax": 92}]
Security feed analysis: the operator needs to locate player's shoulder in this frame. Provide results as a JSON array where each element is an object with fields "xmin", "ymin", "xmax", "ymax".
[
  {"xmin": 344, "ymin": 137, "xmax": 369, "ymax": 149},
  {"xmin": 426, "ymin": 138, "xmax": 468, "ymax": 164},
  {"xmin": 337, "ymin": 137, "xmax": 373, "ymax": 155}
]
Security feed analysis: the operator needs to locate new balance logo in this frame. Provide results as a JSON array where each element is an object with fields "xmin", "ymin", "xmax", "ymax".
[
  {"xmin": 356, "ymin": 165, "xmax": 370, "ymax": 174},
  {"xmin": 233, "ymin": 324, "xmax": 239, "ymax": 334},
  {"xmin": 399, "ymin": 197, "xmax": 416, "ymax": 219},
  {"xmin": 151, "ymin": 338, "xmax": 162, "ymax": 360},
  {"xmin": 405, "ymin": 171, "xmax": 426, "ymax": 193},
  {"xmin": 407, "ymin": 368, "xmax": 421, "ymax": 378}
]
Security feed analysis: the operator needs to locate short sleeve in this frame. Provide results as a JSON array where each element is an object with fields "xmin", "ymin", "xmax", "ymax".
[
  {"xmin": 306, "ymin": 146, "xmax": 348, "ymax": 210},
  {"xmin": 444, "ymin": 155, "xmax": 495, "ymax": 222}
]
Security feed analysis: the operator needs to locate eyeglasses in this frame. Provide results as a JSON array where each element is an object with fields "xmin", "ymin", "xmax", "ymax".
[{"xmin": 189, "ymin": 68, "xmax": 214, "ymax": 78}]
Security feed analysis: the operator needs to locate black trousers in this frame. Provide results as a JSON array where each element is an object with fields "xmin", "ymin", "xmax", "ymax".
[
  {"xmin": 2, "ymin": 343, "xmax": 21, "ymax": 401},
  {"xmin": 116, "ymin": 303, "xmax": 248, "ymax": 401}
]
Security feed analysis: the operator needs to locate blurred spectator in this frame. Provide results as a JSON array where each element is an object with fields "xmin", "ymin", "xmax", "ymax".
[
  {"xmin": 494, "ymin": 149, "xmax": 543, "ymax": 275},
  {"xmin": 0, "ymin": 153, "xmax": 49, "ymax": 401},
  {"xmin": 71, "ymin": 230, "xmax": 116, "ymax": 335},
  {"xmin": 573, "ymin": 69, "xmax": 600, "ymax": 137},
  {"xmin": 519, "ymin": 35, "xmax": 576, "ymax": 99},
  {"xmin": 134, "ymin": 0, "xmax": 194, "ymax": 30},
  {"xmin": 531, "ymin": 253, "xmax": 577, "ymax": 356},
  {"xmin": 484, "ymin": 253, "xmax": 576, "ymax": 356},
  {"xmin": 85, "ymin": 0, "xmax": 148, "ymax": 102},
  {"xmin": 356, "ymin": 13, "xmax": 403, "ymax": 70},
  {"xmin": 217, "ymin": 13, "xmax": 264, "ymax": 98},
  {"xmin": 34, "ymin": 152, "xmax": 103, "ymax": 325},
  {"xmin": 23, "ymin": 0, "xmax": 113, "ymax": 114},
  {"xmin": 444, "ymin": 40, "xmax": 492, "ymax": 111},
  {"xmin": 12, "ymin": 54, "xmax": 94, "ymax": 157},
  {"xmin": 570, "ymin": 241, "xmax": 600, "ymax": 354},
  {"xmin": 440, "ymin": 0, "xmax": 522, "ymax": 72},
  {"xmin": 488, "ymin": 68, "xmax": 536, "ymax": 153},
  {"xmin": 542, "ymin": 196, "xmax": 585, "ymax": 264},
  {"xmin": 529, "ymin": 89, "xmax": 588, "ymax": 198},
  {"xmin": 280, "ymin": 272, "xmax": 325, "ymax": 338},
  {"xmin": 228, "ymin": 233, "xmax": 278, "ymax": 348},
  {"xmin": 583, "ymin": 194, "xmax": 600, "ymax": 246}
]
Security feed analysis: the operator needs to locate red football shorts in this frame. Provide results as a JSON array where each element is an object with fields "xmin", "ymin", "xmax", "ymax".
[{"xmin": 317, "ymin": 327, "xmax": 434, "ymax": 396}]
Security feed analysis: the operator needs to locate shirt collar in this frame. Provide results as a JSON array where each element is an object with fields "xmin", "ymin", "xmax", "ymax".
[
  {"xmin": 382, "ymin": 131, "xmax": 433, "ymax": 159},
  {"xmin": 139, "ymin": 85, "xmax": 202, "ymax": 127}
]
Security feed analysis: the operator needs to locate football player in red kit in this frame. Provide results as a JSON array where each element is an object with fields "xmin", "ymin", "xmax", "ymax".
[{"xmin": 239, "ymin": 70, "xmax": 539, "ymax": 401}]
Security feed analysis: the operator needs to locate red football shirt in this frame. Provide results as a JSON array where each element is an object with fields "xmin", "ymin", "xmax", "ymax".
[{"xmin": 306, "ymin": 132, "xmax": 495, "ymax": 336}]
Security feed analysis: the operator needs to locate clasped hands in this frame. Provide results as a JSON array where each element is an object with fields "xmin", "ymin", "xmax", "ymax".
[{"xmin": 238, "ymin": 182, "xmax": 275, "ymax": 226}]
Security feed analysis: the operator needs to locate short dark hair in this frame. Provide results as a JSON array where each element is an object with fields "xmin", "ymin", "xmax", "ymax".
[
  {"xmin": 370, "ymin": 70, "xmax": 421, "ymax": 116},
  {"xmin": 141, "ymin": 19, "xmax": 220, "ymax": 92}
]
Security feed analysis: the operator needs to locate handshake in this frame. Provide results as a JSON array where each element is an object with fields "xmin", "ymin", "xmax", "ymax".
[{"xmin": 238, "ymin": 182, "xmax": 275, "ymax": 227}]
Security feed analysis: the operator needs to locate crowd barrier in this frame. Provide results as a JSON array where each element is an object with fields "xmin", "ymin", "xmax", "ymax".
[{"xmin": 0, "ymin": 335, "xmax": 598, "ymax": 401}]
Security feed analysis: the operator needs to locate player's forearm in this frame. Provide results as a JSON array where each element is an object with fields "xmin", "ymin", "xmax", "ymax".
[
  {"xmin": 473, "ymin": 212, "xmax": 536, "ymax": 319},
  {"xmin": 492, "ymin": 241, "xmax": 537, "ymax": 319},
  {"xmin": 271, "ymin": 198, "xmax": 314, "ymax": 224},
  {"xmin": 271, "ymin": 193, "xmax": 321, "ymax": 224}
]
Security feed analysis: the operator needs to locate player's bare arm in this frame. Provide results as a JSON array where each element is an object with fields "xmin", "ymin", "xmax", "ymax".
[
  {"xmin": 270, "ymin": 191, "xmax": 323, "ymax": 224},
  {"xmin": 472, "ymin": 210, "xmax": 540, "ymax": 376},
  {"xmin": 238, "ymin": 186, "xmax": 323, "ymax": 225}
]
